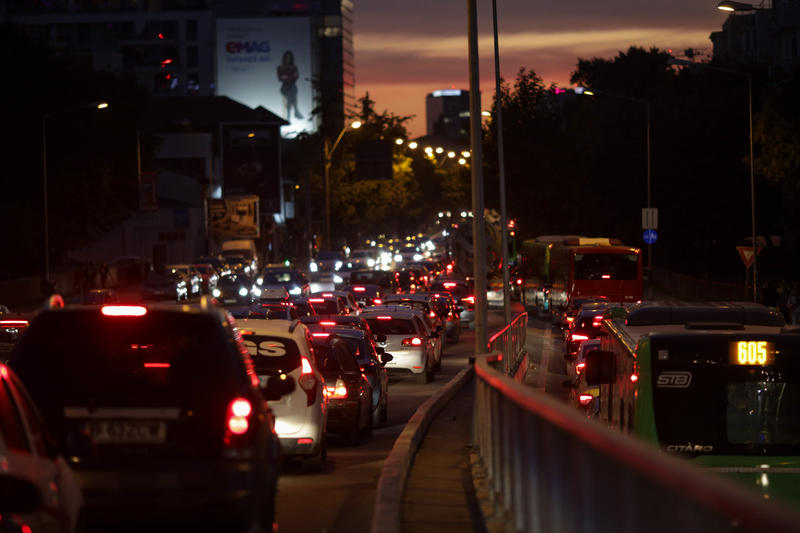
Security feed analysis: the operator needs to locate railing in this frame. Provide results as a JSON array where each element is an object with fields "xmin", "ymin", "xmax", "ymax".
[
  {"xmin": 487, "ymin": 312, "xmax": 527, "ymax": 377},
  {"xmin": 472, "ymin": 353, "xmax": 800, "ymax": 533}
]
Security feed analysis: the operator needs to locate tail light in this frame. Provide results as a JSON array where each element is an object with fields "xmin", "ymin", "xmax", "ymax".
[
  {"xmin": 312, "ymin": 332, "xmax": 331, "ymax": 338},
  {"xmin": 224, "ymin": 397, "xmax": 253, "ymax": 448},
  {"xmin": 299, "ymin": 356, "xmax": 317, "ymax": 406},
  {"xmin": 516, "ymin": 279, "xmax": 523, "ymax": 286},
  {"xmin": 373, "ymin": 298, "xmax": 382, "ymax": 305},
  {"xmin": 0, "ymin": 320, "xmax": 28, "ymax": 327},
  {"xmin": 443, "ymin": 282, "xmax": 456, "ymax": 289},
  {"xmin": 575, "ymin": 362, "xmax": 586, "ymax": 374},
  {"xmin": 377, "ymin": 316, "xmax": 392, "ymax": 320},
  {"xmin": 566, "ymin": 317, "xmax": 574, "ymax": 324},
  {"xmin": 571, "ymin": 334, "xmax": 589, "ymax": 342},
  {"xmin": 325, "ymin": 378, "xmax": 348, "ymax": 400},
  {"xmin": 463, "ymin": 296, "xmax": 475, "ymax": 306},
  {"xmin": 402, "ymin": 337, "xmax": 423, "ymax": 346},
  {"xmin": 601, "ymin": 274, "xmax": 611, "ymax": 279},
  {"xmin": 353, "ymin": 286, "xmax": 366, "ymax": 292},
  {"xmin": 630, "ymin": 373, "xmax": 639, "ymax": 383},
  {"xmin": 101, "ymin": 305, "xmax": 147, "ymax": 317},
  {"xmin": 578, "ymin": 394, "xmax": 593, "ymax": 406},
  {"xmin": 429, "ymin": 310, "xmax": 436, "ymax": 318}
]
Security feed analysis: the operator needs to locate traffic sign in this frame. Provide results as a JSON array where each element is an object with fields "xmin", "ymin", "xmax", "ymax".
[
  {"xmin": 642, "ymin": 208, "xmax": 658, "ymax": 230},
  {"xmin": 736, "ymin": 246, "xmax": 761, "ymax": 269},
  {"xmin": 643, "ymin": 229, "xmax": 658, "ymax": 244}
]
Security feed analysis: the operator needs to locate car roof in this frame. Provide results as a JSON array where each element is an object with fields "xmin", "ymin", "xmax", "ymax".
[
  {"xmin": 362, "ymin": 306, "xmax": 422, "ymax": 319},
  {"xmin": 236, "ymin": 318, "xmax": 309, "ymax": 344}
]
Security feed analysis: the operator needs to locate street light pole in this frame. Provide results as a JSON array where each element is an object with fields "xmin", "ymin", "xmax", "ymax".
[
  {"xmin": 323, "ymin": 121, "xmax": 360, "ymax": 250},
  {"xmin": 491, "ymin": 0, "xmax": 512, "ymax": 325}
]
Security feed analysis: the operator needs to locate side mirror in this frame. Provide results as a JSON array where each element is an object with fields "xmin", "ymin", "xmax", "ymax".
[
  {"xmin": 262, "ymin": 375, "xmax": 296, "ymax": 401},
  {"xmin": 0, "ymin": 475, "xmax": 43, "ymax": 514},
  {"xmin": 585, "ymin": 350, "xmax": 616, "ymax": 386},
  {"xmin": 380, "ymin": 353, "xmax": 394, "ymax": 365}
]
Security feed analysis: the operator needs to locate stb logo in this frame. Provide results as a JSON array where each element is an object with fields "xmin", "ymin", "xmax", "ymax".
[
  {"xmin": 656, "ymin": 372, "xmax": 692, "ymax": 388},
  {"xmin": 226, "ymin": 41, "xmax": 270, "ymax": 54}
]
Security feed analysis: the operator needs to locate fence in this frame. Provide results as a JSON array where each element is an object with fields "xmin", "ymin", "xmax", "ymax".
[{"xmin": 486, "ymin": 312, "xmax": 527, "ymax": 378}]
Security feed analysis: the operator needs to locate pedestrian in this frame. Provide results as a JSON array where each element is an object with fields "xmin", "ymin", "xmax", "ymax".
[{"xmin": 99, "ymin": 263, "xmax": 109, "ymax": 288}]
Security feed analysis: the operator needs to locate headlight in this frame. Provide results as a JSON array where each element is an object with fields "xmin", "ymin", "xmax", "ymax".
[
  {"xmin": 212, "ymin": 288, "xmax": 221, "ymax": 298},
  {"xmin": 367, "ymin": 258, "xmax": 376, "ymax": 267},
  {"xmin": 413, "ymin": 254, "xmax": 423, "ymax": 261},
  {"xmin": 257, "ymin": 277, "xmax": 263, "ymax": 286},
  {"xmin": 334, "ymin": 275, "xmax": 343, "ymax": 284},
  {"xmin": 238, "ymin": 287, "xmax": 249, "ymax": 297},
  {"xmin": 335, "ymin": 261, "xmax": 343, "ymax": 271},
  {"xmin": 309, "ymin": 262, "xmax": 318, "ymax": 272},
  {"xmin": 394, "ymin": 254, "xmax": 402, "ymax": 262},
  {"xmin": 289, "ymin": 287, "xmax": 302, "ymax": 295},
  {"xmin": 252, "ymin": 287, "xmax": 262, "ymax": 297}
]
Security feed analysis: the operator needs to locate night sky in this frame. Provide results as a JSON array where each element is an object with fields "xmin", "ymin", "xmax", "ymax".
[{"xmin": 353, "ymin": 0, "xmax": 727, "ymax": 136}]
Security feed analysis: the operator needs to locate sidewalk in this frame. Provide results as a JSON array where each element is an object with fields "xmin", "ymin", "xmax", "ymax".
[{"xmin": 400, "ymin": 376, "xmax": 486, "ymax": 533}]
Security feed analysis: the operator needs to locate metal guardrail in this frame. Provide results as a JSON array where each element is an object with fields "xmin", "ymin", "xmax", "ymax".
[
  {"xmin": 472, "ymin": 353, "xmax": 800, "ymax": 533},
  {"xmin": 487, "ymin": 312, "xmax": 527, "ymax": 376}
]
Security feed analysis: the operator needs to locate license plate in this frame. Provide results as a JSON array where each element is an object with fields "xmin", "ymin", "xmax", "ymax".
[
  {"xmin": 224, "ymin": 298, "xmax": 236, "ymax": 304},
  {"xmin": 88, "ymin": 420, "xmax": 167, "ymax": 444}
]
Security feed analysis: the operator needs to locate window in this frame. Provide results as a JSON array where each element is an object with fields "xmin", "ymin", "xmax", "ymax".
[
  {"xmin": 186, "ymin": 45, "xmax": 198, "ymax": 68},
  {"xmin": 186, "ymin": 19, "xmax": 198, "ymax": 41}
]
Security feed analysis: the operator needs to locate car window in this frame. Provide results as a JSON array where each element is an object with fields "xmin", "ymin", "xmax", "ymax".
[
  {"xmin": 0, "ymin": 377, "xmax": 29, "ymax": 452},
  {"xmin": 341, "ymin": 338, "xmax": 371, "ymax": 365},
  {"xmin": 413, "ymin": 316, "xmax": 428, "ymax": 334},
  {"xmin": 365, "ymin": 318, "xmax": 415, "ymax": 335},
  {"xmin": 308, "ymin": 300, "xmax": 340, "ymax": 315},
  {"xmin": 241, "ymin": 334, "xmax": 302, "ymax": 374},
  {"xmin": 335, "ymin": 344, "xmax": 359, "ymax": 372}
]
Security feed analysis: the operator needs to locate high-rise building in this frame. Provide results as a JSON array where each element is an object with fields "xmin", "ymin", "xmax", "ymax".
[
  {"xmin": 4, "ymin": 0, "xmax": 355, "ymax": 135},
  {"xmin": 425, "ymin": 89, "xmax": 470, "ymax": 142}
]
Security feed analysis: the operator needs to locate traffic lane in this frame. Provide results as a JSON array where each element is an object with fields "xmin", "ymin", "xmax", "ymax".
[
  {"xmin": 274, "ymin": 314, "xmax": 499, "ymax": 533},
  {"xmin": 524, "ymin": 314, "xmax": 571, "ymax": 402}
]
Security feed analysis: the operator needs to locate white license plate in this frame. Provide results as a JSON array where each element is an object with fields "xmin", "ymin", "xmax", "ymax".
[
  {"xmin": 224, "ymin": 298, "xmax": 236, "ymax": 304},
  {"xmin": 88, "ymin": 420, "xmax": 167, "ymax": 444}
]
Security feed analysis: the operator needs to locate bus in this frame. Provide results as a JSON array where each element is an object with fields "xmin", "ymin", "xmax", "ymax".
[
  {"xmin": 518, "ymin": 236, "xmax": 642, "ymax": 315},
  {"xmin": 585, "ymin": 302, "xmax": 800, "ymax": 506}
]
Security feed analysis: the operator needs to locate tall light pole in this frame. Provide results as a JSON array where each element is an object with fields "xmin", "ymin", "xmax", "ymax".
[
  {"xmin": 668, "ymin": 57, "xmax": 757, "ymax": 302},
  {"xmin": 467, "ymin": 0, "xmax": 488, "ymax": 353},
  {"xmin": 42, "ymin": 101, "xmax": 109, "ymax": 285},
  {"xmin": 491, "ymin": 0, "xmax": 512, "ymax": 325},
  {"xmin": 578, "ymin": 89, "xmax": 652, "ymax": 276},
  {"xmin": 323, "ymin": 120, "xmax": 361, "ymax": 250}
]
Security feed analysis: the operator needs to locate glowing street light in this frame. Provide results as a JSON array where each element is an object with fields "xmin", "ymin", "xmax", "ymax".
[
  {"xmin": 408, "ymin": 141, "xmax": 418, "ymax": 149},
  {"xmin": 435, "ymin": 147, "xmax": 444, "ymax": 154},
  {"xmin": 324, "ymin": 119, "xmax": 361, "ymax": 248},
  {"xmin": 395, "ymin": 138, "xmax": 404, "ymax": 145},
  {"xmin": 717, "ymin": 1, "xmax": 758, "ymax": 11}
]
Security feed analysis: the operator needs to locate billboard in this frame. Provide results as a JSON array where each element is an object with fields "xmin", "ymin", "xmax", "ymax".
[
  {"xmin": 216, "ymin": 17, "xmax": 316, "ymax": 138},
  {"xmin": 220, "ymin": 123, "xmax": 281, "ymax": 213},
  {"xmin": 208, "ymin": 195, "xmax": 260, "ymax": 240}
]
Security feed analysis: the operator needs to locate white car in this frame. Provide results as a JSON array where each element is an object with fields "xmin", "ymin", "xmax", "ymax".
[
  {"xmin": 0, "ymin": 364, "xmax": 83, "ymax": 532},
  {"xmin": 237, "ymin": 319, "xmax": 328, "ymax": 470},
  {"xmin": 361, "ymin": 307, "xmax": 438, "ymax": 384}
]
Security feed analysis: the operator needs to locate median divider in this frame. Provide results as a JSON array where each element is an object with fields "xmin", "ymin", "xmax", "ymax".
[{"xmin": 370, "ymin": 362, "xmax": 477, "ymax": 533}]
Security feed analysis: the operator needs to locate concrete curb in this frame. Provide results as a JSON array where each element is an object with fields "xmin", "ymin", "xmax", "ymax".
[{"xmin": 370, "ymin": 363, "xmax": 475, "ymax": 533}]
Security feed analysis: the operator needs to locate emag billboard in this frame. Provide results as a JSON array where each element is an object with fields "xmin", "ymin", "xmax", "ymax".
[{"xmin": 216, "ymin": 18, "xmax": 316, "ymax": 138}]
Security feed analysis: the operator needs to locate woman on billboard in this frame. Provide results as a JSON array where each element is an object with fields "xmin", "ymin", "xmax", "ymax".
[{"xmin": 277, "ymin": 50, "xmax": 303, "ymax": 121}]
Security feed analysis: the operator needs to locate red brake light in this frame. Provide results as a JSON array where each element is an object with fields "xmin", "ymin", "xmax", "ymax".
[
  {"xmin": 429, "ymin": 311, "xmax": 436, "ymax": 318},
  {"xmin": 101, "ymin": 305, "xmax": 147, "ymax": 317},
  {"xmin": 309, "ymin": 298, "xmax": 325, "ymax": 303},
  {"xmin": 575, "ymin": 362, "xmax": 586, "ymax": 374},
  {"xmin": 571, "ymin": 334, "xmax": 589, "ymax": 342},
  {"xmin": 312, "ymin": 332, "xmax": 331, "ymax": 338},
  {"xmin": 402, "ymin": 337, "xmax": 423, "ymax": 346},
  {"xmin": 0, "ymin": 320, "xmax": 28, "ymax": 327},
  {"xmin": 373, "ymin": 298, "xmax": 382, "ymax": 305},
  {"xmin": 144, "ymin": 362, "xmax": 170, "ymax": 369},
  {"xmin": 516, "ymin": 279, "xmax": 523, "ymax": 285},
  {"xmin": 297, "ymin": 438, "xmax": 313, "ymax": 445},
  {"xmin": 464, "ymin": 296, "xmax": 475, "ymax": 305},
  {"xmin": 377, "ymin": 316, "xmax": 392, "ymax": 320},
  {"xmin": 579, "ymin": 394, "xmax": 593, "ymax": 406},
  {"xmin": 320, "ymin": 321, "xmax": 337, "ymax": 326},
  {"xmin": 325, "ymin": 378, "xmax": 348, "ymax": 399},
  {"xmin": 443, "ymin": 282, "xmax": 456, "ymax": 288},
  {"xmin": 322, "ymin": 293, "xmax": 334, "ymax": 298},
  {"xmin": 225, "ymin": 397, "xmax": 252, "ymax": 438},
  {"xmin": 566, "ymin": 317, "xmax": 574, "ymax": 323},
  {"xmin": 301, "ymin": 357, "xmax": 313, "ymax": 375},
  {"xmin": 601, "ymin": 274, "xmax": 611, "ymax": 280},
  {"xmin": 0, "ymin": 365, "xmax": 8, "ymax": 379},
  {"xmin": 353, "ymin": 287, "xmax": 366, "ymax": 292},
  {"xmin": 630, "ymin": 373, "xmax": 639, "ymax": 383}
]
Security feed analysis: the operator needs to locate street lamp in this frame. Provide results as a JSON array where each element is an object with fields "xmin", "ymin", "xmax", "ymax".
[
  {"xmin": 577, "ymin": 88, "xmax": 653, "ymax": 276},
  {"xmin": 717, "ymin": 1, "xmax": 759, "ymax": 12},
  {"xmin": 42, "ymin": 101, "xmax": 109, "ymax": 285},
  {"xmin": 668, "ymin": 57, "xmax": 757, "ymax": 302},
  {"xmin": 323, "ymin": 119, "xmax": 361, "ymax": 249}
]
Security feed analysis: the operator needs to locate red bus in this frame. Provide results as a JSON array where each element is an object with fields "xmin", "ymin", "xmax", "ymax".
[{"xmin": 519, "ymin": 237, "xmax": 642, "ymax": 314}]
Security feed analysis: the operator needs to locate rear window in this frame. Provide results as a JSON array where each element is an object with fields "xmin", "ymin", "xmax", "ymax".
[
  {"xmin": 431, "ymin": 281, "xmax": 469, "ymax": 298},
  {"xmin": 10, "ymin": 310, "xmax": 243, "ymax": 415},
  {"xmin": 366, "ymin": 318, "xmax": 416, "ymax": 335},
  {"xmin": 314, "ymin": 343, "xmax": 359, "ymax": 372},
  {"xmin": 241, "ymin": 334, "xmax": 301, "ymax": 373},
  {"xmin": 309, "ymin": 300, "xmax": 340, "ymax": 315}
]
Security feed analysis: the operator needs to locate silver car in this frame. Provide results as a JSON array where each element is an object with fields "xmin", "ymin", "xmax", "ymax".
[
  {"xmin": 238, "ymin": 319, "xmax": 328, "ymax": 470},
  {"xmin": 361, "ymin": 306, "xmax": 438, "ymax": 384}
]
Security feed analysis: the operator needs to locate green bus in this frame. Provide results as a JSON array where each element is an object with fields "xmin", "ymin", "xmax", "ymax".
[{"xmin": 586, "ymin": 302, "xmax": 800, "ymax": 506}]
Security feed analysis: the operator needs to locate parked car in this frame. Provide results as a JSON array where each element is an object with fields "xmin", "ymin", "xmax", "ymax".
[{"xmin": 9, "ymin": 297, "xmax": 293, "ymax": 530}]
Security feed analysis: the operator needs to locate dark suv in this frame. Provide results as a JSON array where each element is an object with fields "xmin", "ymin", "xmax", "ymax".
[{"xmin": 9, "ymin": 298, "xmax": 292, "ymax": 531}]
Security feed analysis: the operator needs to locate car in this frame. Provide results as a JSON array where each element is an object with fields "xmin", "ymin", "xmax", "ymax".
[
  {"xmin": 361, "ymin": 307, "xmax": 437, "ymax": 384},
  {"xmin": 0, "ymin": 314, "xmax": 30, "ymax": 361},
  {"xmin": 348, "ymin": 269, "xmax": 400, "ymax": 294},
  {"xmin": 247, "ymin": 301, "xmax": 300, "ymax": 320},
  {"xmin": 194, "ymin": 256, "xmax": 231, "ymax": 277},
  {"xmin": 342, "ymin": 284, "xmax": 385, "ymax": 307},
  {"xmin": 415, "ymin": 291, "xmax": 461, "ymax": 343},
  {"xmin": 346, "ymin": 249, "xmax": 379, "ymax": 269},
  {"xmin": 9, "ymin": 297, "xmax": 293, "ymax": 530},
  {"xmin": 430, "ymin": 278, "xmax": 475, "ymax": 329},
  {"xmin": 565, "ymin": 339, "xmax": 602, "ymax": 418},
  {"xmin": 300, "ymin": 314, "xmax": 373, "ymax": 337},
  {"xmin": 313, "ymin": 290, "xmax": 359, "ymax": 315},
  {"xmin": 395, "ymin": 270, "xmax": 420, "ymax": 293},
  {"xmin": 309, "ymin": 333, "xmax": 373, "ymax": 445},
  {"xmin": 167, "ymin": 264, "xmax": 202, "ymax": 297},
  {"xmin": 563, "ymin": 307, "xmax": 608, "ymax": 360},
  {"xmin": 381, "ymin": 294, "xmax": 445, "ymax": 364},
  {"xmin": 560, "ymin": 297, "xmax": 610, "ymax": 332},
  {"xmin": 0, "ymin": 363, "xmax": 84, "ymax": 533},
  {"xmin": 321, "ymin": 327, "xmax": 391, "ymax": 427},
  {"xmin": 237, "ymin": 319, "xmax": 328, "ymax": 470},
  {"xmin": 287, "ymin": 296, "xmax": 318, "ymax": 318},
  {"xmin": 213, "ymin": 273, "xmax": 255, "ymax": 307},
  {"xmin": 253, "ymin": 284, "xmax": 290, "ymax": 302},
  {"xmin": 307, "ymin": 293, "xmax": 349, "ymax": 316},
  {"xmin": 310, "ymin": 251, "xmax": 344, "ymax": 273},
  {"xmin": 141, "ymin": 268, "xmax": 188, "ymax": 301},
  {"xmin": 256, "ymin": 268, "xmax": 310, "ymax": 296},
  {"xmin": 191, "ymin": 262, "xmax": 220, "ymax": 294}
]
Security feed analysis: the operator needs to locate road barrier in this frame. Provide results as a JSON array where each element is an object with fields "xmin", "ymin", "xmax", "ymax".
[
  {"xmin": 487, "ymin": 312, "xmax": 527, "ymax": 377},
  {"xmin": 471, "ymin": 353, "xmax": 800, "ymax": 532}
]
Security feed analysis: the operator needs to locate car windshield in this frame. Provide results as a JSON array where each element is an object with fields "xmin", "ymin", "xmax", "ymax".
[
  {"xmin": 219, "ymin": 276, "xmax": 248, "ymax": 288},
  {"xmin": 573, "ymin": 253, "xmax": 638, "ymax": 281},
  {"xmin": 10, "ymin": 311, "xmax": 242, "ymax": 411},
  {"xmin": 262, "ymin": 271, "xmax": 302, "ymax": 284},
  {"xmin": 365, "ymin": 318, "xmax": 415, "ymax": 335},
  {"xmin": 240, "ymin": 334, "xmax": 301, "ymax": 374}
]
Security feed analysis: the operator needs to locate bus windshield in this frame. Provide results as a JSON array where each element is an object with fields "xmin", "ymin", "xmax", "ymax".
[
  {"xmin": 650, "ymin": 335, "xmax": 800, "ymax": 455},
  {"xmin": 573, "ymin": 253, "xmax": 638, "ymax": 280}
]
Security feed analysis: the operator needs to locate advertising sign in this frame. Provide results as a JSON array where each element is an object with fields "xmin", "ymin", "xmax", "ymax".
[
  {"xmin": 216, "ymin": 17, "xmax": 316, "ymax": 138},
  {"xmin": 220, "ymin": 123, "xmax": 280, "ymax": 213},
  {"xmin": 209, "ymin": 196, "xmax": 260, "ymax": 240}
]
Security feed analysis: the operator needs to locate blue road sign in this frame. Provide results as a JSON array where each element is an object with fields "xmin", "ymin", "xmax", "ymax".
[{"xmin": 643, "ymin": 229, "xmax": 658, "ymax": 244}]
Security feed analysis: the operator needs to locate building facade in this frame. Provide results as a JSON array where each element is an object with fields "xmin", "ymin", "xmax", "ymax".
[{"xmin": 425, "ymin": 89, "xmax": 470, "ymax": 143}]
